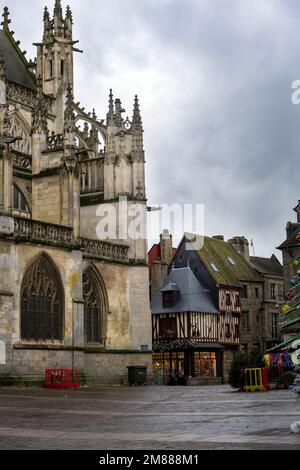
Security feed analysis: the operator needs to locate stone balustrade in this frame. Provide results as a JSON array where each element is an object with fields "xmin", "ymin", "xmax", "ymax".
[
  {"xmin": 80, "ymin": 237, "xmax": 129, "ymax": 262},
  {"xmin": 4, "ymin": 216, "xmax": 129, "ymax": 263},
  {"xmin": 14, "ymin": 217, "xmax": 73, "ymax": 247}
]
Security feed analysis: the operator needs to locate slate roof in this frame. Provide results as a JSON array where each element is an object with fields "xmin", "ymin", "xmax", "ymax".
[
  {"xmin": 186, "ymin": 234, "xmax": 260, "ymax": 287},
  {"xmin": 277, "ymin": 223, "xmax": 300, "ymax": 250},
  {"xmin": 151, "ymin": 266, "xmax": 219, "ymax": 315},
  {"xmin": 250, "ymin": 255, "xmax": 283, "ymax": 277},
  {"xmin": 0, "ymin": 29, "xmax": 36, "ymax": 90}
]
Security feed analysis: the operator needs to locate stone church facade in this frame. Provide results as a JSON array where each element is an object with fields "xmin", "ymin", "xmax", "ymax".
[{"xmin": 0, "ymin": 1, "xmax": 152, "ymax": 385}]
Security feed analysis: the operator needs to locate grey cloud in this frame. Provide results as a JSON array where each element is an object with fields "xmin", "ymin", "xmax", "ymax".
[{"xmin": 7, "ymin": 0, "xmax": 300, "ymax": 257}]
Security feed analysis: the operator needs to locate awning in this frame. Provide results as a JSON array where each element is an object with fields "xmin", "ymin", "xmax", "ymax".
[
  {"xmin": 193, "ymin": 343, "xmax": 225, "ymax": 350},
  {"xmin": 153, "ymin": 340, "xmax": 225, "ymax": 353},
  {"xmin": 266, "ymin": 334, "xmax": 300, "ymax": 353},
  {"xmin": 281, "ymin": 315, "xmax": 300, "ymax": 330}
]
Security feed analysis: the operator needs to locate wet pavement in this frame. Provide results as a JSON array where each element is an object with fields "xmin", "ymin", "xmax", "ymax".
[{"xmin": 0, "ymin": 385, "xmax": 299, "ymax": 449}]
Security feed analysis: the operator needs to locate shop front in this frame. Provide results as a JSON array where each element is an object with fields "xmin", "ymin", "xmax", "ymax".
[{"xmin": 153, "ymin": 344, "xmax": 224, "ymax": 385}]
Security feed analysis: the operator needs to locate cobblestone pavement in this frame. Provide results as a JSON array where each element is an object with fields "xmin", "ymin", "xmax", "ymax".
[{"xmin": 0, "ymin": 385, "xmax": 299, "ymax": 450}]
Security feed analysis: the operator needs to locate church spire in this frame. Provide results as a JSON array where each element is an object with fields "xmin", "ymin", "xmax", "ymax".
[
  {"xmin": 1, "ymin": 7, "xmax": 11, "ymax": 33},
  {"xmin": 132, "ymin": 95, "xmax": 143, "ymax": 131}
]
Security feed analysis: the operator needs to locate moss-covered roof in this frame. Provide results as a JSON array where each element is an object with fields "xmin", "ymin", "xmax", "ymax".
[{"xmin": 188, "ymin": 235, "xmax": 260, "ymax": 287}]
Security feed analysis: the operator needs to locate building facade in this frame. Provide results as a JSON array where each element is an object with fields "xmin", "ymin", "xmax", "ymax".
[
  {"xmin": 151, "ymin": 265, "xmax": 239, "ymax": 385},
  {"xmin": 249, "ymin": 255, "xmax": 284, "ymax": 351},
  {"xmin": 154, "ymin": 233, "xmax": 283, "ymax": 362},
  {"xmin": 277, "ymin": 200, "xmax": 300, "ymax": 340},
  {"xmin": 0, "ymin": 2, "xmax": 152, "ymax": 385}
]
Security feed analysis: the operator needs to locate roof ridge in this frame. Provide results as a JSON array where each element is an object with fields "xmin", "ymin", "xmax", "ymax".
[{"xmin": 1, "ymin": 9, "xmax": 36, "ymax": 88}]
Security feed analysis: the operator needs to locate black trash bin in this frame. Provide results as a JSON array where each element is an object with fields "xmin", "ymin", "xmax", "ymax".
[{"xmin": 127, "ymin": 366, "xmax": 147, "ymax": 385}]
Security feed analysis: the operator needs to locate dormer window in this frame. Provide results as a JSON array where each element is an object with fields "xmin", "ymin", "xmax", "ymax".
[
  {"xmin": 161, "ymin": 282, "xmax": 179, "ymax": 308},
  {"xmin": 163, "ymin": 292, "xmax": 174, "ymax": 308}
]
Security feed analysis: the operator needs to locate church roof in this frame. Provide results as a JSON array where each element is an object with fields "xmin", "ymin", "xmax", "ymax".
[
  {"xmin": 151, "ymin": 266, "xmax": 219, "ymax": 314},
  {"xmin": 0, "ymin": 29, "xmax": 36, "ymax": 90},
  {"xmin": 250, "ymin": 255, "xmax": 283, "ymax": 277}
]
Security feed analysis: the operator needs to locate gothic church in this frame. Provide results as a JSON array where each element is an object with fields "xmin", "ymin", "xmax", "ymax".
[{"xmin": 0, "ymin": 1, "xmax": 152, "ymax": 384}]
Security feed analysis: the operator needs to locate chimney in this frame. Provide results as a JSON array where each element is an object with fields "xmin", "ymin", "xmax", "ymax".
[
  {"xmin": 228, "ymin": 236, "xmax": 250, "ymax": 261},
  {"xmin": 160, "ymin": 229, "xmax": 173, "ymax": 264},
  {"xmin": 293, "ymin": 201, "xmax": 300, "ymax": 223}
]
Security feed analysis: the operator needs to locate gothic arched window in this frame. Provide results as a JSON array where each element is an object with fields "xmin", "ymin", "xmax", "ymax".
[
  {"xmin": 13, "ymin": 184, "xmax": 29, "ymax": 213},
  {"xmin": 21, "ymin": 254, "xmax": 63, "ymax": 341},
  {"xmin": 83, "ymin": 266, "xmax": 108, "ymax": 344}
]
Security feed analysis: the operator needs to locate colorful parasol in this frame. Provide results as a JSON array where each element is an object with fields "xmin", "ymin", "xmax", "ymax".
[{"xmin": 273, "ymin": 351, "xmax": 293, "ymax": 367}]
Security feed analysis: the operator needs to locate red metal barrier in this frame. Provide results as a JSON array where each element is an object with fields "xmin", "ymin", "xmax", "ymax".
[
  {"xmin": 261, "ymin": 367, "xmax": 269, "ymax": 391},
  {"xmin": 44, "ymin": 369, "xmax": 80, "ymax": 389}
]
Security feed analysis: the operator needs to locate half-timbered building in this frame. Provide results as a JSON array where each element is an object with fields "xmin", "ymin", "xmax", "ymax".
[
  {"xmin": 150, "ymin": 233, "xmax": 275, "ymax": 383},
  {"xmin": 151, "ymin": 265, "xmax": 240, "ymax": 384}
]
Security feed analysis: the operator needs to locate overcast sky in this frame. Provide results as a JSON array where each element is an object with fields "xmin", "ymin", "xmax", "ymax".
[{"xmin": 6, "ymin": 0, "xmax": 300, "ymax": 258}]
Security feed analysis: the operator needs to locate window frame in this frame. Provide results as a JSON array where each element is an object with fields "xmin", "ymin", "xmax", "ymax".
[
  {"xmin": 20, "ymin": 253, "xmax": 64, "ymax": 342},
  {"xmin": 12, "ymin": 184, "xmax": 30, "ymax": 214},
  {"xmin": 83, "ymin": 266, "xmax": 108, "ymax": 345}
]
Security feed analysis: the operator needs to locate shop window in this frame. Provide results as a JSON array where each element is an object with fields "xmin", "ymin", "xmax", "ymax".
[{"xmin": 194, "ymin": 352, "xmax": 217, "ymax": 377}]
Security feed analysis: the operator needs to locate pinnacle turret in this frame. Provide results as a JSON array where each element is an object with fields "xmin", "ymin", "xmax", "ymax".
[
  {"xmin": 106, "ymin": 89, "xmax": 115, "ymax": 125},
  {"xmin": 64, "ymin": 84, "xmax": 75, "ymax": 134},
  {"xmin": 43, "ymin": 6, "xmax": 50, "ymax": 22},
  {"xmin": 37, "ymin": 1, "xmax": 76, "ymax": 97},
  {"xmin": 53, "ymin": 0, "xmax": 63, "ymax": 37},
  {"xmin": 115, "ymin": 98, "xmax": 125, "ymax": 127},
  {"xmin": 66, "ymin": 5, "xmax": 73, "ymax": 22},
  {"xmin": 43, "ymin": 7, "xmax": 50, "ymax": 40},
  {"xmin": 54, "ymin": 0, "xmax": 63, "ymax": 20},
  {"xmin": 132, "ymin": 95, "xmax": 143, "ymax": 131},
  {"xmin": 32, "ymin": 77, "xmax": 48, "ymax": 134},
  {"xmin": 65, "ymin": 5, "xmax": 73, "ymax": 39},
  {"xmin": 1, "ymin": 7, "xmax": 11, "ymax": 32},
  {"xmin": 41, "ymin": 2, "xmax": 73, "ymax": 40}
]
